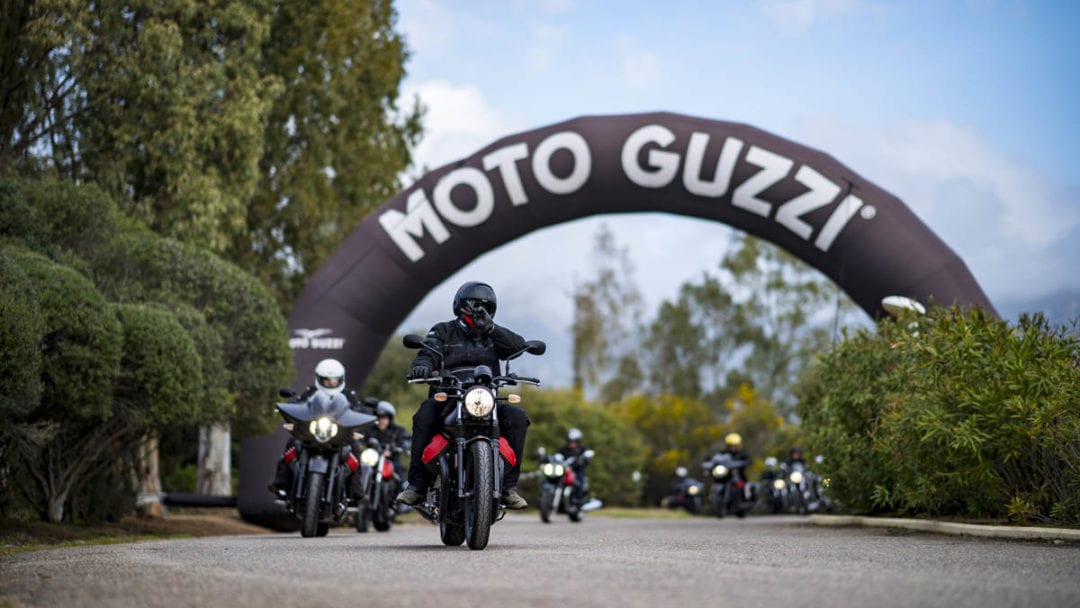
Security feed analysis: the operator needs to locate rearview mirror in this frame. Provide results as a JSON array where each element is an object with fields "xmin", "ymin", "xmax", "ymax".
[
  {"xmin": 584, "ymin": 449, "xmax": 595, "ymax": 459},
  {"xmin": 402, "ymin": 334, "xmax": 425, "ymax": 349},
  {"xmin": 525, "ymin": 340, "xmax": 546, "ymax": 355},
  {"xmin": 278, "ymin": 387, "xmax": 296, "ymax": 398}
]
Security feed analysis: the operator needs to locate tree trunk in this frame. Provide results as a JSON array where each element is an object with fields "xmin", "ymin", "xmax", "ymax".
[
  {"xmin": 134, "ymin": 433, "xmax": 165, "ymax": 517},
  {"xmin": 197, "ymin": 421, "xmax": 231, "ymax": 495},
  {"xmin": 47, "ymin": 490, "xmax": 68, "ymax": 523}
]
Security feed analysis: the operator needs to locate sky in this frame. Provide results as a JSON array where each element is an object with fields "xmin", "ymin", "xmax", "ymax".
[{"xmin": 388, "ymin": 0, "xmax": 1080, "ymax": 386}]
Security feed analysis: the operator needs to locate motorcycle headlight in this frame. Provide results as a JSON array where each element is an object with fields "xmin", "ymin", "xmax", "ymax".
[
  {"xmin": 790, "ymin": 471, "xmax": 804, "ymax": 485},
  {"xmin": 542, "ymin": 463, "xmax": 555, "ymax": 477},
  {"xmin": 360, "ymin": 447, "xmax": 380, "ymax": 467},
  {"xmin": 463, "ymin": 386, "xmax": 495, "ymax": 418},
  {"xmin": 554, "ymin": 464, "xmax": 565, "ymax": 477},
  {"xmin": 773, "ymin": 479, "xmax": 786, "ymax": 490},
  {"xmin": 688, "ymin": 484, "xmax": 700, "ymax": 496},
  {"xmin": 308, "ymin": 417, "xmax": 338, "ymax": 443},
  {"xmin": 712, "ymin": 465, "xmax": 728, "ymax": 478}
]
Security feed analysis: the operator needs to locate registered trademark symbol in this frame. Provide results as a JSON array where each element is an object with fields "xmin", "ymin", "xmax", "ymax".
[{"xmin": 860, "ymin": 205, "xmax": 877, "ymax": 220}]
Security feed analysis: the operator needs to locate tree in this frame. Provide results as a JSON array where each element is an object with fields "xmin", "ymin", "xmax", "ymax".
[
  {"xmin": 237, "ymin": 0, "xmax": 423, "ymax": 305},
  {"xmin": 571, "ymin": 224, "xmax": 644, "ymax": 398},
  {"xmin": 643, "ymin": 233, "xmax": 857, "ymax": 416}
]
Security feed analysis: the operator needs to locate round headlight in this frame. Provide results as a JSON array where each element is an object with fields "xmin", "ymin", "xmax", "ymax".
[
  {"xmin": 464, "ymin": 386, "xmax": 495, "ymax": 417},
  {"xmin": 790, "ymin": 471, "xmax": 804, "ymax": 484},
  {"xmin": 553, "ymin": 464, "xmax": 565, "ymax": 477},
  {"xmin": 542, "ymin": 463, "xmax": 555, "ymax": 477},
  {"xmin": 712, "ymin": 465, "xmax": 728, "ymax": 478},
  {"xmin": 773, "ymin": 479, "xmax": 786, "ymax": 490},
  {"xmin": 308, "ymin": 417, "xmax": 338, "ymax": 443},
  {"xmin": 688, "ymin": 484, "xmax": 700, "ymax": 496},
  {"xmin": 360, "ymin": 447, "xmax": 380, "ymax": 467}
]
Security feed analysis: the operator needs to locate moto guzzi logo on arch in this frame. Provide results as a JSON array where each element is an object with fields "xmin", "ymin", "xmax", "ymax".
[{"xmin": 290, "ymin": 328, "xmax": 346, "ymax": 350}]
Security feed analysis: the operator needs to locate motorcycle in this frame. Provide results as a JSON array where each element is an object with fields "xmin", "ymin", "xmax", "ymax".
[
  {"xmin": 704, "ymin": 452, "xmax": 751, "ymax": 518},
  {"xmin": 666, "ymin": 473, "xmax": 705, "ymax": 515},
  {"xmin": 275, "ymin": 390, "xmax": 377, "ymax": 537},
  {"xmin": 403, "ymin": 333, "xmax": 545, "ymax": 550},
  {"xmin": 536, "ymin": 447, "xmax": 598, "ymax": 523},
  {"xmin": 784, "ymin": 460, "xmax": 813, "ymax": 515},
  {"xmin": 353, "ymin": 437, "xmax": 402, "ymax": 533}
]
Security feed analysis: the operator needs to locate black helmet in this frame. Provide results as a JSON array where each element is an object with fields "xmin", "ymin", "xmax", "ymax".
[
  {"xmin": 453, "ymin": 281, "xmax": 497, "ymax": 318},
  {"xmin": 376, "ymin": 400, "xmax": 396, "ymax": 419}
]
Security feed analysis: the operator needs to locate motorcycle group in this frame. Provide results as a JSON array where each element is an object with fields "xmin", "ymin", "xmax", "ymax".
[
  {"xmin": 269, "ymin": 281, "xmax": 565, "ymax": 550},
  {"xmin": 664, "ymin": 433, "xmax": 832, "ymax": 518}
]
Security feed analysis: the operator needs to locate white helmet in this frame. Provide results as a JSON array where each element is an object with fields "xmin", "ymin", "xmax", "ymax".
[
  {"xmin": 314, "ymin": 358, "xmax": 346, "ymax": 396},
  {"xmin": 675, "ymin": 466, "xmax": 688, "ymax": 478},
  {"xmin": 567, "ymin": 428, "xmax": 583, "ymax": 442}
]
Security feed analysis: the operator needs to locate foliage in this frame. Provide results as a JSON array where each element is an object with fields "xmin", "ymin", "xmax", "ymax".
[
  {"xmin": 519, "ymin": 388, "xmax": 649, "ymax": 507},
  {"xmin": 240, "ymin": 0, "xmax": 423, "ymax": 305},
  {"xmin": 570, "ymin": 223, "xmax": 644, "ymax": 399},
  {"xmin": 799, "ymin": 306, "xmax": 1080, "ymax": 524},
  {"xmin": 0, "ymin": 250, "xmax": 43, "ymax": 419},
  {"xmin": 613, "ymin": 393, "xmax": 726, "ymax": 505}
]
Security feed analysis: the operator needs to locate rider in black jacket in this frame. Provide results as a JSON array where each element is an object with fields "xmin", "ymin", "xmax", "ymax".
[
  {"xmin": 366, "ymin": 400, "xmax": 410, "ymax": 483},
  {"xmin": 395, "ymin": 281, "xmax": 532, "ymax": 510},
  {"xmin": 556, "ymin": 428, "xmax": 590, "ymax": 499}
]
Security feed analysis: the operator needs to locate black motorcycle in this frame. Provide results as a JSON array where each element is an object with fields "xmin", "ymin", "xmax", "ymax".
[
  {"xmin": 353, "ymin": 437, "xmax": 402, "ymax": 533},
  {"xmin": 704, "ymin": 452, "xmax": 751, "ymax": 518},
  {"xmin": 275, "ymin": 391, "xmax": 377, "ymax": 537},
  {"xmin": 784, "ymin": 460, "xmax": 813, "ymax": 515},
  {"xmin": 537, "ymin": 447, "xmax": 596, "ymax": 523},
  {"xmin": 666, "ymin": 474, "xmax": 705, "ymax": 515},
  {"xmin": 403, "ymin": 334, "xmax": 545, "ymax": 550}
]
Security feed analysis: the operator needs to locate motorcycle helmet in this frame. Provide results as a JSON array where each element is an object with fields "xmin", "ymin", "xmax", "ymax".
[
  {"xmin": 675, "ymin": 466, "xmax": 688, "ymax": 478},
  {"xmin": 764, "ymin": 456, "xmax": 779, "ymax": 469},
  {"xmin": 376, "ymin": 400, "xmax": 396, "ymax": 420},
  {"xmin": 453, "ymin": 281, "xmax": 497, "ymax": 323},
  {"xmin": 724, "ymin": 432, "xmax": 743, "ymax": 449},
  {"xmin": 314, "ymin": 358, "xmax": 346, "ymax": 396},
  {"xmin": 567, "ymin": 428, "xmax": 583, "ymax": 443}
]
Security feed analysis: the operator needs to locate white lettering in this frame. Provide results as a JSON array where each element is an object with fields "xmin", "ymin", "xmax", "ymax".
[
  {"xmin": 433, "ymin": 167, "xmax": 494, "ymax": 227},
  {"xmin": 775, "ymin": 165, "xmax": 842, "ymax": 240},
  {"xmin": 378, "ymin": 189, "xmax": 450, "ymax": 262},
  {"xmin": 532, "ymin": 131, "xmax": 591, "ymax": 195},
  {"xmin": 683, "ymin": 133, "xmax": 744, "ymax": 198},
  {"xmin": 732, "ymin": 146, "xmax": 793, "ymax": 217},
  {"xmin": 482, "ymin": 143, "xmax": 530, "ymax": 206},
  {"xmin": 815, "ymin": 194, "xmax": 864, "ymax": 251},
  {"xmin": 621, "ymin": 124, "xmax": 679, "ymax": 188}
]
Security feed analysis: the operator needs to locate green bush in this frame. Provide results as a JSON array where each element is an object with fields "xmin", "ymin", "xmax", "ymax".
[
  {"xmin": 799, "ymin": 306, "xmax": 1080, "ymax": 524},
  {"xmin": 0, "ymin": 251, "xmax": 43, "ymax": 419}
]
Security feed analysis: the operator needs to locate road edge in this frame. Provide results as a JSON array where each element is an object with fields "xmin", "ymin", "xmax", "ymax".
[{"xmin": 809, "ymin": 514, "xmax": 1080, "ymax": 541}]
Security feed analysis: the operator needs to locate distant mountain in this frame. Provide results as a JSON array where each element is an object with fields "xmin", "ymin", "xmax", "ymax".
[{"xmin": 995, "ymin": 290, "xmax": 1080, "ymax": 330}]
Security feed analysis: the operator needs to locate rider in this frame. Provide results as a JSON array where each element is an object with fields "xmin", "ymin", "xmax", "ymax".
[
  {"xmin": 269, "ymin": 358, "xmax": 370, "ymax": 499},
  {"xmin": 395, "ymin": 281, "xmax": 533, "ymax": 510},
  {"xmin": 366, "ymin": 400, "xmax": 410, "ymax": 486},
  {"xmin": 785, "ymin": 446, "xmax": 806, "ymax": 470},
  {"xmin": 556, "ymin": 428, "xmax": 591, "ymax": 500}
]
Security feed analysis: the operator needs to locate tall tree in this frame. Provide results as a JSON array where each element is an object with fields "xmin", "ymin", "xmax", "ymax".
[
  {"xmin": 571, "ymin": 224, "xmax": 643, "ymax": 398},
  {"xmin": 237, "ymin": 0, "xmax": 423, "ymax": 305}
]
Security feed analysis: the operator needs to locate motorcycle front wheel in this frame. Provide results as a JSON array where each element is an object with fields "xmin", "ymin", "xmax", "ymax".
[
  {"xmin": 373, "ymin": 485, "xmax": 392, "ymax": 532},
  {"xmin": 354, "ymin": 503, "xmax": 369, "ymax": 533},
  {"xmin": 300, "ymin": 472, "xmax": 324, "ymax": 538},
  {"xmin": 438, "ymin": 466, "xmax": 465, "ymax": 546},
  {"xmin": 464, "ymin": 441, "xmax": 494, "ymax": 550},
  {"xmin": 539, "ymin": 486, "xmax": 554, "ymax": 523}
]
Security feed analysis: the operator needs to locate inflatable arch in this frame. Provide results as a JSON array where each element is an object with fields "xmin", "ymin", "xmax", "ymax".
[
  {"xmin": 285, "ymin": 111, "xmax": 994, "ymax": 384},
  {"xmin": 238, "ymin": 112, "xmax": 995, "ymax": 523}
]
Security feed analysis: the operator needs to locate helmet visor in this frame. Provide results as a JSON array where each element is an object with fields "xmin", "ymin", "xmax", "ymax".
[
  {"xmin": 465, "ymin": 298, "xmax": 495, "ymax": 316},
  {"xmin": 318, "ymin": 375, "xmax": 342, "ymax": 389}
]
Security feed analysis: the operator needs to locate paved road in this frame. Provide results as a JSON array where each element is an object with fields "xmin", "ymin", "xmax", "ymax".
[{"xmin": 3, "ymin": 515, "xmax": 1078, "ymax": 608}]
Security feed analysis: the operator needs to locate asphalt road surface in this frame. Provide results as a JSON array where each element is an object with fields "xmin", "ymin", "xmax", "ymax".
[{"xmin": 3, "ymin": 514, "xmax": 1078, "ymax": 608}]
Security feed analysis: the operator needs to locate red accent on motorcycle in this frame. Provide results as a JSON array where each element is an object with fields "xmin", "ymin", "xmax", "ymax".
[
  {"xmin": 346, "ymin": 453, "xmax": 359, "ymax": 472},
  {"xmin": 736, "ymin": 478, "xmax": 745, "ymax": 489},
  {"xmin": 422, "ymin": 434, "xmax": 450, "ymax": 464},
  {"xmin": 564, "ymin": 468, "xmax": 576, "ymax": 486},
  {"xmin": 498, "ymin": 437, "xmax": 517, "ymax": 466},
  {"xmin": 283, "ymin": 447, "xmax": 297, "ymax": 464},
  {"xmin": 381, "ymin": 459, "xmax": 394, "ymax": 479}
]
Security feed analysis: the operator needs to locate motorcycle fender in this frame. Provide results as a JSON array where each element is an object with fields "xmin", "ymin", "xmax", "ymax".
[{"xmin": 308, "ymin": 455, "xmax": 329, "ymax": 474}]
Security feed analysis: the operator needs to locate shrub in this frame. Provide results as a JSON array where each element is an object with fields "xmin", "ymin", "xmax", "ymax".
[{"xmin": 799, "ymin": 306, "xmax": 1080, "ymax": 524}]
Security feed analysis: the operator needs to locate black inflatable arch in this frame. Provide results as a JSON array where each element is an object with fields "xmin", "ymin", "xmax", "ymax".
[
  {"xmin": 239, "ymin": 112, "xmax": 995, "ymax": 523},
  {"xmin": 287, "ymin": 111, "xmax": 995, "ymax": 383}
]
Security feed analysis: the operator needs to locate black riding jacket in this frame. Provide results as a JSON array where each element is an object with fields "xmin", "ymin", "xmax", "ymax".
[{"xmin": 411, "ymin": 320, "xmax": 527, "ymax": 376}]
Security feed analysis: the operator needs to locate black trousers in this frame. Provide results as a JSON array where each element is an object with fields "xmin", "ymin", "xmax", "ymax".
[{"xmin": 406, "ymin": 399, "xmax": 530, "ymax": 491}]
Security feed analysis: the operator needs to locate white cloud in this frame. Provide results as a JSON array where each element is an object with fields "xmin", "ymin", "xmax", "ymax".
[
  {"xmin": 793, "ymin": 117, "xmax": 1080, "ymax": 303},
  {"xmin": 402, "ymin": 80, "xmax": 523, "ymax": 176},
  {"xmin": 759, "ymin": 0, "xmax": 864, "ymax": 32}
]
